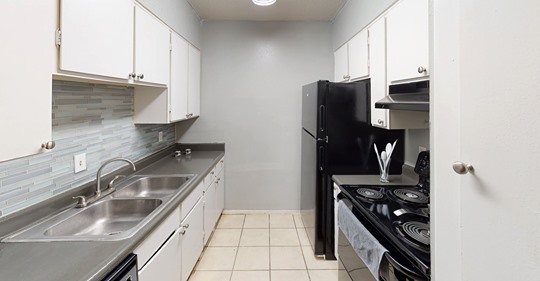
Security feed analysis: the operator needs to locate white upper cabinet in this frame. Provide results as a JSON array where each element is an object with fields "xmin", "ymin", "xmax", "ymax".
[
  {"xmin": 334, "ymin": 44, "xmax": 348, "ymax": 82},
  {"xmin": 334, "ymin": 29, "xmax": 369, "ymax": 83},
  {"xmin": 386, "ymin": 0, "xmax": 429, "ymax": 83},
  {"xmin": 0, "ymin": 0, "xmax": 55, "ymax": 162},
  {"xmin": 188, "ymin": 45, "xmax": 201, "ymax": 118},
  {"xmin": 170, "ymin": 33, "xmax": 189, "ymax": 122},
  {"xmin": 134, "ymin": 6, "xmax": 171, "ymax": 85},
  {"xmin": 368, "ymin": 18, "xmax": 390, "ymax": 129},
  {"xmin": 59, "ymin": 0, "xmax": 134, "ymax": 80},
  {"xmin": 348, "ymin": 29, "xmax": 369, "ymax": 81}
]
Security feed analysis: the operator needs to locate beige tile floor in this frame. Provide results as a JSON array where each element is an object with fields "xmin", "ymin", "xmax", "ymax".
[{"xmin": 188, "ymin": 213, "xmax": 353, "ymax": 281}]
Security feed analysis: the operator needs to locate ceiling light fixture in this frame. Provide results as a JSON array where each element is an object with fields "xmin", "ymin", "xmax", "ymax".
[{"xmin": 252, "ymin": 0, "xmax": 276, "ymax": 6}]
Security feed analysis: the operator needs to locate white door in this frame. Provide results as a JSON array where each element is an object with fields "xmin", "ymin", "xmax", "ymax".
[
  {"xmin": 138, "ymin": 229, "xmax": 182, "ymax": 281},
  {"xmin": 203, "ymin": 182, "xmax": 217, "ymax": 245},
  {"xmin": 432, "ymin": 1, "xmax": 540, "ymax": 280},
  {"xmin": 348, "ymin": 29, "xmax": 369, "ymax": 81},
  {"xmin": 134, "ymin": 6, "xmax": 170, "ymax": 85},
  {"xmin": 386, "ymin": 0, "xmax": 428, "ymax": 83},
  {"xmin": 188, "ymin": 45, "xmax": 201, "ymax": 117},
  {"xmin": 170, "ymin": 33, "xmax": 189, "ymax": 122},
  {"xmin": 333, "ymin": 44, "xmax": 348, "ymax": 82},
  {"xmin": 0, "ymin": 0, "xmax": 54, "ymax": 162},
  {"xmin": 60, "ymin": 0, "xmax": 133, "ymax": 79},
  {"xmin": 368, "ymin": 18, "xmax": 388, "ymax": 129},
  {"xmin": 180, "ymin": 198, "xmax": 204, "ymax": 281}
]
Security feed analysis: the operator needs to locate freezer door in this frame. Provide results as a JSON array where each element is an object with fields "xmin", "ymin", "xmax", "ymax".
[{"xmin": 302, "ymin": 81, "xmax": 325, "ymax": 136}]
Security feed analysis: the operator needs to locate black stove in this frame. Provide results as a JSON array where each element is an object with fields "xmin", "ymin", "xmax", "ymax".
[{"xmin": 338, "ymin": 151, "xmax": 431, "ymax": 280}]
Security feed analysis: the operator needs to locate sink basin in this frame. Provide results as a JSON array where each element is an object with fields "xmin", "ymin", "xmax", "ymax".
[
  {"xmin": 113, "ymin": 175, "xmax": 193, "ymax": 198},
  {"xmin": 2, "ymin": 174, "xmax": 196, "ymax": 242},
  {"xmin": 43, "ymin": 199, "xmax": 162, "ymax": 237}
]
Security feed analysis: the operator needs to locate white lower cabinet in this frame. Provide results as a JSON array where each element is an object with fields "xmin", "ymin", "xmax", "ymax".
[
  {"xmin": 136, "ymin": 206, "xmax": 181, "ymax": 281},
  {"xmin": 203, "ymin": 178, "xmax": 217, "ymax": 245},
  {"xmin": 180, "ymin": 198, "xmax": 204, "ymax": 281},
  {"xmin": 203, "ymin": 157, "xmax": 225, "ymax": 245},
  {"xmin": 135, "ymin": 157, "xmax": 224, "ymax": 280},
  {"xmin": 215, "ymin": 169, "xmax": 225, "ymax": 221},
  {"xmin": 138, "ymin": 228, "xmax": 182, "ymax": 281}
]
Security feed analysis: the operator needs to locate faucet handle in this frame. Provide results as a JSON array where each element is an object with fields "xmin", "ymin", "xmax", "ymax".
[
  {"xmin": 73, "ymin": 196, "xmax": 87, "ymax": 208},
  {"xmin": 108, "ymin": 175, "xmax": 126, "ymax": 189}
]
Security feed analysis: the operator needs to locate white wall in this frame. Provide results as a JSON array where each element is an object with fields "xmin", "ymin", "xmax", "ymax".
[
  {"xmin": 136, "ymin": 0, "xmax": 201, "ymax": 47},
  {"xmin": 176, "ymin": 21, "xmax": 333, "ymax": 210},
  {"xmin": 331, "ymin": 0, "xmax": 397, "ymax": 50},
  {"xmin": 405, "ymin": 129, "xmax": 429, "ymax": 165}
]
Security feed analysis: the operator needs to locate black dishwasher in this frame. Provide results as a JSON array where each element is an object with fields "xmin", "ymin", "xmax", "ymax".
[{"xmin": 101, "ymin": 254, "xmax": 138, "ymax": 281}]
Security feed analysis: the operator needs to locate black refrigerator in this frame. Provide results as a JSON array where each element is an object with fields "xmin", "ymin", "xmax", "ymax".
[{"xmin": 300, "ymin": 80, "xmax": 404, "ymax": 259}]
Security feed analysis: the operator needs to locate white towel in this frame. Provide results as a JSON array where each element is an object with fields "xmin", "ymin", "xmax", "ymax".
[{"xmin": 338, "ymin": 200, "xmax": 388, "ymax": 280}]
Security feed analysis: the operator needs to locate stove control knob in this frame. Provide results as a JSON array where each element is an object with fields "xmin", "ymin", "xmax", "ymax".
[{"xmin": 452, "ymin": 161, "xmax": 474, "ymax": 175}]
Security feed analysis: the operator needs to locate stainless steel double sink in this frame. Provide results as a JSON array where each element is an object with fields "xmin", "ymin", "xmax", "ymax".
[{"xmin": 3, "ymin": 175, "xmax": 195, "ymax": 242}]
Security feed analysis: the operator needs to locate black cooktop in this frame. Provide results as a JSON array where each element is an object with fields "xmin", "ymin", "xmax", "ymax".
[{"xmin": 338, "ymin": 151, "xmax": 431, "ymax": 277}]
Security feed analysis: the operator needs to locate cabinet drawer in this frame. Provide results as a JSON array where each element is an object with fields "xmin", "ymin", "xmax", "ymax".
[
  {"xmin": 181, "ymin": 182, "xmax": 204, "ymax": 220},
  {"xmin": 204, "ymin": 167, "xmax": 216, "ymax": 190},
  {"xmin": 215, "ymin": 157, "xmax": 225, "ymax": 174},
  {"xmin": 134, "ymin": 206, "xmax": 180, "ymax": 268}
]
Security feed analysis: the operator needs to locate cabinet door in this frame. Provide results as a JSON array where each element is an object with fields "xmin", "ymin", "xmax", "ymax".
[
  {"xmin": 334, "ymin": 44, "xmax": 349, "ymax": 82},
  {"xmin": 215, "ymin": 169, "xmax": 225, "ymax": 219},
  {"xmin": 170, "ymin": 33, "xmax": 189, "ymax": 122},
  {"xmin": 180, "ymin": 198, "xmax": 204, "ymax": 281},
  {"xmin": 188, "ymin": 45, "xmax": 201, "ymax": 117},
  {"xmin": 0, "ymin": 0, "xmax": 54, "ymax": 162},
  {"xmin": 59, "ymin": 0, "xmax": 133, "ymax": 79},
  {"xmin": 348, "ymin": 29, "xmax": 369, "ymax": 81},
  {"xmin": 386, "ymin": 0, "xmax": 429, "ymax": 83},
  {"xmin": 138, "ymin": 228, "xmax": 182, "ymax": 281},
  {"xmin": 203, "ymin": 182, "xmax": 217, "ymax": 245},
  {"xmin": 134, "ymin": 6, "xmax": 170, "ymax": 85},
  {"xmin": 369, "ymin": 18, "xmax": 389, "ymax": 129}
]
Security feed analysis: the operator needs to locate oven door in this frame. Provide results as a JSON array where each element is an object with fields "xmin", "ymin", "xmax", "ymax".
[{"xmin": 337, "ymin": 197, "xmax": 428, "ymax": 281}]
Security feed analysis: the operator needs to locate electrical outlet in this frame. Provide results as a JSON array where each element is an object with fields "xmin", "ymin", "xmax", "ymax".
[
  {"xmin": 419, "ymin": 146, "xmax": 427, "ymax": 153},
  {"xmin": 158, "ymin": 131, "xmax": 163, "ymax": 142},
  {"xmin": 74, "ymin": 153, "xmax": 87, "ymax": 173}
]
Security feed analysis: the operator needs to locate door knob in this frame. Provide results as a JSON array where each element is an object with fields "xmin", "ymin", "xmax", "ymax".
[
  {"xmin": 41, "ymin": 141, "xmax": 56, "ymax": 150},
  {"xmin": 452, "ymin": 161, "xmax": 474, "ymax": 175}
]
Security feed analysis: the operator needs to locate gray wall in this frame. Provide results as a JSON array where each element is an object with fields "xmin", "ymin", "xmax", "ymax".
[
  {"xmin": 176, "ymin": 21, "xmax": 333, "ymax": 210},
  {"xmin": 136, "ymin": 0, "xmax": 202, "ymax": 47},
  {"xmin": 331, "ymin": 0, "xmax": 397, "ymax": 50}
]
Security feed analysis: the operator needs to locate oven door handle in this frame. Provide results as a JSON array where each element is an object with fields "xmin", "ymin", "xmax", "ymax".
[{"xmin": 383, "ymin": 252, "xmax": 428, "ymax": 281}]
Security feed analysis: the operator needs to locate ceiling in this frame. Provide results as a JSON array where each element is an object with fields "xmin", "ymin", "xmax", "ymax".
[{"xmin": 187, "ymin": 0, "xmax": 346, "ymax": 21}]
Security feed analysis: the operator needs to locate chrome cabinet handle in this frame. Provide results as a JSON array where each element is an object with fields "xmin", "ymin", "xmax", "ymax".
[
  {"xmin": 342, "ymin": 74, "xmax": 350, "ymax": 80},
  {"xmin": 129, "ymin": 72, "xmax": 136, "ymax": 79},
  {"xmin": 452, "ymin": 161, "xmax": 474, "ymax": 175},
  {"xmin": 377, "ymin": 119, "xmax": 384, "ymax": 125},
  {"xmin": 137, "ymin": 73, "xmax": 144, "ymax": 80},
  {"xmin": 41, "ymin": 141, "xmax": 56, "ymax": 150},
  {"xmin": 417, "ymin": 66, "xmax": 427, "ymax": 74}
]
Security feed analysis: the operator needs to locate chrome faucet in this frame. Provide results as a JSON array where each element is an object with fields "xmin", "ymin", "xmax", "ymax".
[
  {"xmin": 74, "ymin": 157, "xmax": 136, "ymax": 208},
  {"xmin": 95, "ymin": 158, "xmax": 136, "ymax": 195}
]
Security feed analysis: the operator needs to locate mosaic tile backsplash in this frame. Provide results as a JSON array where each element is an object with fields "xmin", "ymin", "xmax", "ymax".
[{"xmin": 0, "ymin": 81, "xmax": 175, "ymax": 216}]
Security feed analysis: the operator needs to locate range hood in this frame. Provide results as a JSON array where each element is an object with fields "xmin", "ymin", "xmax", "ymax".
[{"xmin": 375, "ymin": 80, "xmax": 429, "ymax": 112}]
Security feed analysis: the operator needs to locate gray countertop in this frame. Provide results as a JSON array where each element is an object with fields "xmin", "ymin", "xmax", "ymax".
[
  {"xmin": 0, "ymin": 147, "xmax": 224, "ymax": 281},
  {"xmin": 332, "ymin": 165, "xmax": 418, "ymax": 186}
]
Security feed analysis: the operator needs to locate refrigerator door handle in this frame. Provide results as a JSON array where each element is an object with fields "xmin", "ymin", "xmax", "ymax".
[
  {"xmin": 316, "ymin": 136, "xmax": 328, "ymax": 143},
  {"xmin": 318, "ymin": 146, "xmax": 325, "ymax": 171},
  {"xmin": 319, "ymin": 105, "xmax": 325, "ymax": 132}
]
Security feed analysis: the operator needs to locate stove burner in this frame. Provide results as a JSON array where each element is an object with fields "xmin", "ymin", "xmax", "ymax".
[
  {"xmin": 401, "ymin": 221, "xmax": 430, "ymax": 246},
  {"xmin": 355, "ymin": 188, "xmax": 384, "ymax": 201},
  {"xmin": 393, "ymin": 189, "xmax": 429, "ymax": 204}
]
